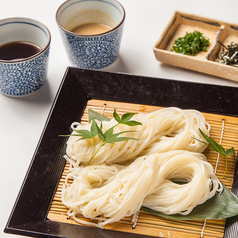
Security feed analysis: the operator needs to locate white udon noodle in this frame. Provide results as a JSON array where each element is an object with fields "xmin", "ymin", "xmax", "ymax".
[
  {"xmin": 66, "ymin": 107, "xmax": 210, "ymax": 166},
  {"xmin": 62, "ymin": 150, "xmax": 222, "ymax": 228}
]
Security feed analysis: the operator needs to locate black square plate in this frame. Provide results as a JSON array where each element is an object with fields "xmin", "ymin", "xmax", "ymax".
[{"xmin": 4, "ymin": 67, "xmax": 238, "ymax": 238}]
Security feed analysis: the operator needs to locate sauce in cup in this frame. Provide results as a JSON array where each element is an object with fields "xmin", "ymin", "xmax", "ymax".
[
  {"xmin": 71, "ymin": 23, "xmax": 112, "ymax": 35},
  {"xmin": 0, "ymin": 41, "xmax": 41, "ymax": 61}
]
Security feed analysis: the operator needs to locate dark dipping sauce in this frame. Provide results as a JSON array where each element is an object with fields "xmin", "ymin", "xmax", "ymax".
[{"xmin": 0, "ymin": 41, "xmax": 41, "ymax": 61}]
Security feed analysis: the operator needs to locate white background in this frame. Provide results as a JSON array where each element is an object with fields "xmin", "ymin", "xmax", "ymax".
[{"xmin": 1, "ymin": 0, "xmax": 238, "ymax": 237}]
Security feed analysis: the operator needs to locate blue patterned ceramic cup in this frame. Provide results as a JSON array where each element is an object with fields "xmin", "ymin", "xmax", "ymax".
[
  {"xmin": 0, "ymin": 18, "xmax": 51, "ymax": 97},
  {"xmin": 56, "ymin": 0, "xmax": 125, "ymax": 69}
]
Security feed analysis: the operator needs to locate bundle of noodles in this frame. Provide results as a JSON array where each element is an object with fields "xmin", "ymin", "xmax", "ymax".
[
  {"xmin": 66, "ymin": 107, "xmax": 210, "ymax": 166},
  {"xmin": 62, "ymin": 150, "xmax": 222, "ymax": 228}
]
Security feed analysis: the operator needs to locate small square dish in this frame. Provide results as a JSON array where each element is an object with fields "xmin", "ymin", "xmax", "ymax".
[{"xmin": 153, "ymin": 11, "xmax": 238, "ymax": 82}]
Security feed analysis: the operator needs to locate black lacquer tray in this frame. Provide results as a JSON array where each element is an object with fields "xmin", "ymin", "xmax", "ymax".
[{"xmin": 4, "ymin": 67, "xmax": 238, "ymax": 238}]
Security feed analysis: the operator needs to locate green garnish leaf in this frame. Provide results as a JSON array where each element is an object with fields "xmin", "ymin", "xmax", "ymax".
[
  {"xmin": 103, "ymin": 125, "xmax": 115, "ymax": 139},
  {"xmin": 73, "ymin": 129, "xmax": 94, "ymax": 140},
  {"xmin": 94, "ymin": 118, "xmax": 138, "ymax": 144},
  {"xmin": 193, "ymin": 129, "xmax": 235, "ymax": 178},
  {"xmin": 199, "ymin": 129, "xmax": 226, "ymax": 155},
  {"xmin": 142, "ymin": 184, "xmax": 238, "ymax": 221},
  {"xmin": 88, "ymin": 108, "xmax": 111, "ymax": 122},
  {"xmin": 90, "ymin": 119, "xmax": 99, "ymax": 137},
  {"xmin": 60, "ymin": 108, "xmax": 142, "ymax": 165},
  {"xmin": 225, "ymin": 147, "xmax": 235, "ymax": 157},
  {"xmin": 113, "ymin": 108, "xmax": 142, "ymax": 126},
  {"xmin": 71, "ymin": 119, "xmax": 100, "ymax": 141},
  {"xmin": 121, "ymin": 112, "xmax": 136, "ymax": 122},
  {"xmin": 113, "ymin": 109, "xmax": 121, "ymax": 122},
  {"xmin": 93, "ymin": 120, "xmax": 105, "ymax": 141},
  {"xmin": 171, "ymin": 31, "xmax": 209, "ymax": 56},
  {"xmin": 104, "ymin": 130, "xmax": 138, "ymax": 144}
]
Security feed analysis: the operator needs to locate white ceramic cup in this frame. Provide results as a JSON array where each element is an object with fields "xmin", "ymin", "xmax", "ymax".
[
  {"xmin": 0, "ymin": 17, "xmax": 51, "ymax": 97},
  {"xmin": 56, "ymin": 0, "xmax": 125, "ymax": 69}
]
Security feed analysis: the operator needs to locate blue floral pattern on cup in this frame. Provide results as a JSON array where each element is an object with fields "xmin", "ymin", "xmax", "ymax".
[
  {"xmin": 60, "ymin": 24, "xmax": 124, "ymax": 69},
  {"xmin": 0, "ymin": 48, "xmax": 50, "ymax": 96}
]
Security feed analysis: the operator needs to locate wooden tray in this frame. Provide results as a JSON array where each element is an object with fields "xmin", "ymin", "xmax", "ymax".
[
  {"xmin": 4, "ymin": 67, "xmax": 238, "ymax": 238},
  {"xmin": 153, "ymin": 11, "xmax": 238, "ymax": 82}
]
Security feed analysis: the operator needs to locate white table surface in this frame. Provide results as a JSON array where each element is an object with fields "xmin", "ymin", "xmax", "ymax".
[{"xmin": 1, "ymin": 0, "xmax": 238, "ymax": 237}]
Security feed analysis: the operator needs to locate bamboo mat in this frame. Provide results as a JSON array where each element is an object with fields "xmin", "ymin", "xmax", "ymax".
[{"xmin": 48, "ymin": 99, "xmax": 238, "ymax": 238}]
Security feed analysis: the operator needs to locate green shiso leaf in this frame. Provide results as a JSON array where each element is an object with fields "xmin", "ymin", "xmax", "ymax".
[
  {"xmin": 113, "ymin": 108, "xmax": 142, "ymax": 126},
  {"xmin": 88, "ymin": 108, "xmax": 111, "ymax": 122},
  {"xmin": 141, "ymin": 184, "xmax": 238, "ymax": 220}
]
